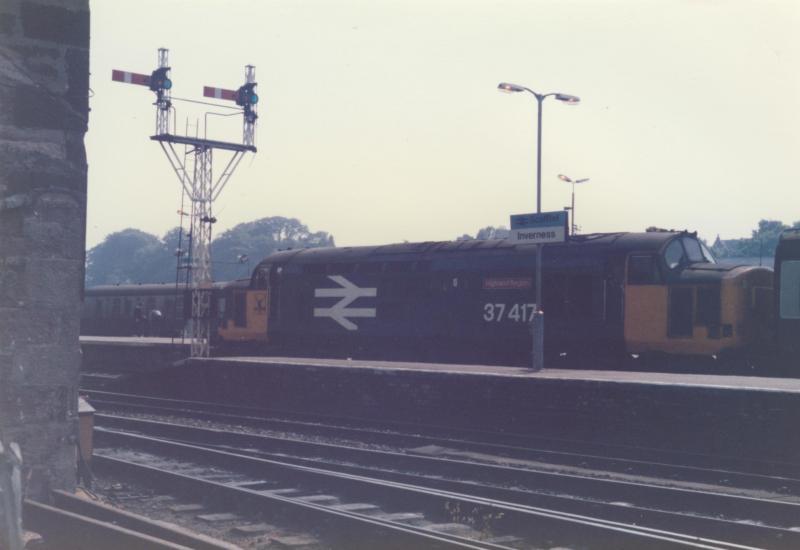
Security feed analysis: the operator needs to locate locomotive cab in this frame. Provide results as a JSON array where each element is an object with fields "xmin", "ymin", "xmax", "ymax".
[
  {"xmin": 217, "ymin": 275, "xmax": 269, "ymax": 343},
  {"xmin": 624, "ymin": 232, "xmax": 772, "ymax": 356}
]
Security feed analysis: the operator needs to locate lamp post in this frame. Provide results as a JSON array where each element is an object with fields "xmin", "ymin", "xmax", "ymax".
[
  {"xmin": 497, "ymin": 83, "xmax": 579, "ymax": 213},
  {"xmin": 498, "ymin": 83, "xmax": 579, "ymax": 371},
  {"xmin": 558, "ymin": 174, "xmax": 590, "ymax": 235}
]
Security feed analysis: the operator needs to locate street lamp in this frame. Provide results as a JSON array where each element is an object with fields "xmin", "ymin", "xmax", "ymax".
[
  {"xmin": 497, "ymin": 82, "xmax": 579, "ymax": 213},
  {"xmin": 558, "ymin": 174, "xmax": 590, "ymax": 236}
]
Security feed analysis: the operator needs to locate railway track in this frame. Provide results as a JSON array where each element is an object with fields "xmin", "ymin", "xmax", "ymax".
[
  {"xmin": 83, "ymin": 389, "xmax": 800, "ymax": 487},
  {"xmin": 85, "ymin": 391, "xmax": 800, "ymax": 549},
  {"xmin": 95, "ymin": 429, "xmax": 783, "ymax": 550}
]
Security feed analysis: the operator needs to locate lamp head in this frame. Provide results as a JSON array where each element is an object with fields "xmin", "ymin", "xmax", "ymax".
[
  {"xmin": 555, "ymin": 93, "xmax": 580, "ymax": 104},
  {"xmin": 498, "ymin": 82, "xmax": 526, "ymax": 93}
]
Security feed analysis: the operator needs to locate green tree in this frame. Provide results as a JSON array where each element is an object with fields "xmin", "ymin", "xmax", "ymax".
[
  {"xmin": 210, "ymin": 216, "xmax": 334, "ymax": 281},
  {"xmin": 86, "ymin": 217, "xmax": 335, "ymax": 286},
  {"xmin": 85, "ymin": 229, "xmax": 174, "ymax": 286},
  {"xmin": 457, "ymin": 226, "xmax": 510, "ymax": 241}
]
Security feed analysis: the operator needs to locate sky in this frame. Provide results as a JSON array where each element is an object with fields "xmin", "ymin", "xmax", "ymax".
[{"xmin": 86, "ymin": 0, "xmax": 800, "ymax": 250}]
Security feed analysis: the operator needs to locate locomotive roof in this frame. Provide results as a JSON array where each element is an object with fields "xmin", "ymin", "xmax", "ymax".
[{"xmin": 254, "ymin": 231, "xmax": 689, "ymax": 269}]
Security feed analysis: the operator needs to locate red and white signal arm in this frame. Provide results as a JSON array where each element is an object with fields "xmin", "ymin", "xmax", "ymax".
[
  {"xmin": 203, "ymin": 86, "xmax": 237, "ymax": 101},
  {"xmin": 111, "ymin": 70, "xmax": 150, "ymax": 86}
]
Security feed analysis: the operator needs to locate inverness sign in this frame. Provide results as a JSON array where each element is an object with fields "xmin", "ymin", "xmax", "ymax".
[{"xmin": 509, "ymin": 211, "xmax": 568, "ymax": 244}]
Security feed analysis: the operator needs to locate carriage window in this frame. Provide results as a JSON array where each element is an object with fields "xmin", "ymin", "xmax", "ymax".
[
  {"xmin": 664, "ymin": 240, "xmax": 685, "ymax": 270},
  {"xmin": 111, "ymin": 298, "xmax": 121, "ymax": 317},
  {"xmin": 780, "ymin": 260, "xmax": 800, "ymax": 319},
  {"xmin": 628, "ymin": 255, "xmax": 661, "ymax": 285}
]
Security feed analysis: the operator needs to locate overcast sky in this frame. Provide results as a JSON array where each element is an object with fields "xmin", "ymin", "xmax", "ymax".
[{"xmin": 86, "ymin": 0, "xmax": 800, "ymax": 250}]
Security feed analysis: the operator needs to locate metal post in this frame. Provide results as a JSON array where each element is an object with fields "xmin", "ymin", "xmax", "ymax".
[
  {"xmin": 532, "ymin": 245, "xmax": 544, "ymax": 371},
  {"xmin": 533, "ymin": 95, "xmax": 544, "ymax": 371},
  {"xmin": 535, "ymin": 95, "xmax": 543, "ymax": 214},
  {"xmin": 571, "ymin": 182, "xmax": 576, "ymax": 235}
]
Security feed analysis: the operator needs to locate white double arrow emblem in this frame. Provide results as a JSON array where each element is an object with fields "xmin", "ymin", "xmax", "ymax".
[{"xmin": 313, "ymin": 275, "xmax": 377, "ymax": 331}]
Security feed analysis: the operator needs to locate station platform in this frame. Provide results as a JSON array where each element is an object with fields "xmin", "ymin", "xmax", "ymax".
[
  {"xmin": 80, "ymin": 336, "xmax": 188, "ymax": 347},
  {"xmin": 78, "ymin": 338, "xmax": 800, "ymax": 464},
  {"xmin": 80, "ymin": 336, "xmax": 189, "ymax": 374}
]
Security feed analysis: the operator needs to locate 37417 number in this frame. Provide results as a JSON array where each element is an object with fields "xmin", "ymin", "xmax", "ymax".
[{"xmin": 483, "ymin": 303, "xmax": 537, "ymax": 322}]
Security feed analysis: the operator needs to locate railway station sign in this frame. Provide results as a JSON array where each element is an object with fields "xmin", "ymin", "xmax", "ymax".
[{"xmin": 509, "ymin": 211, "xmax": 568, "ymax": 244}]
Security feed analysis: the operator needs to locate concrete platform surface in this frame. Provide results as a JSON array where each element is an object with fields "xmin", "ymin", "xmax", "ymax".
[
  {"xmin": 81, "ymin": 336, "xmax": 188, "ymax": 347},
  {"xmin": 202, "ymin": 355, "xmax": 800, "ymax": 394}
]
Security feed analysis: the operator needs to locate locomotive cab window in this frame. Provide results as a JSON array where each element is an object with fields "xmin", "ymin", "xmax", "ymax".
[
  {"xmin": 627, "ymin": 255, "xmax": 662, "ymax": 285},
  {"xmin": 664, "ymin": 239, "xmax": 685, "ymax": 270},
  {"xmin": 699, "ymin": 241, "xmax": 717, "ymax": 263},
  {"xmin": 682, "ymin": 237, "xmax": 706, "ymax": 263},
  {"xmin": 254, "ymin": 266, "xmax": 270, "ymax": 289}
]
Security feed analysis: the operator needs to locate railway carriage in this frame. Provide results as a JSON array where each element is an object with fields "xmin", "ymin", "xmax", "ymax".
[
  {"xmin": 81, "ymin": 283, "xmax": 187, "ymax": 337},
  {"xmin": 81, "ymin": 282, "xmax": 227, "ymax": 338},
  {"xmin": 218, "ymin": 231, "xmax": 773, "ymax": 365}
]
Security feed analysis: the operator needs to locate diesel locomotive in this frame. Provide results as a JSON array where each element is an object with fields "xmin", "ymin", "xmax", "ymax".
[
  {"xmin": 214, "ymin": 230, "xmax": 775, "ymax": 365},
  {"xmin": 82, "ymin": 229, "xmax": 794, "ymax": 368}
]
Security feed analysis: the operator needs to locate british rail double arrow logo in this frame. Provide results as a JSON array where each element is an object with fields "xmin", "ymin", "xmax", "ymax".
[{"xmin": 313, "ymin": 276, "xmax": 377, "ymax": 331}]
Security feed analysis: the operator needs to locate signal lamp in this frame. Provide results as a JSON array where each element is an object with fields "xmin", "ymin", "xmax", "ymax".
[{"xmin": 149, "ymin": 67, "xmax": 172, "ymax": 91}]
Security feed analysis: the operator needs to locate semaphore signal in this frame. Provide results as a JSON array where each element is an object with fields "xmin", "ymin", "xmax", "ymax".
[
  {"xmin": 111, "ymin": 48, "xmax": 259, "ymax": 358},
  {"xmin": 111, "ymin": 70, "xmax": 151, "ymax": 86},
  {"xmin": 202, "ymin": 64, "xmax": 258, "ymax": 146}
]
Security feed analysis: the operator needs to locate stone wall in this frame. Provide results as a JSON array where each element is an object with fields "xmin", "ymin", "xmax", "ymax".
[{"xmin": 0, "ymin": 0, "xmax": 89, "ymax": 501}]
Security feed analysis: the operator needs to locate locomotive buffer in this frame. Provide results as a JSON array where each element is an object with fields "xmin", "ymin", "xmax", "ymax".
[
  {"xmin": 112, "ymin": 48, "xmax": 259, "ymax": 358},
  {"xmin": 510, "ymin": 210, "xmax": 569, "ymax": 370}
]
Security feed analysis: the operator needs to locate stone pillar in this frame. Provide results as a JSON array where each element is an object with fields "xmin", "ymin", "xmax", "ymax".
[{"xmin": 0, "ymin": 0, "xmax": 89, "ymax": 501}]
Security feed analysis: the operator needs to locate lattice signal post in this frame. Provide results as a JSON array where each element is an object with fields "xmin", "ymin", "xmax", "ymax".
[{"xmin": 113, "ymin": 48, "xmax": 258, "ymax": 357}]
